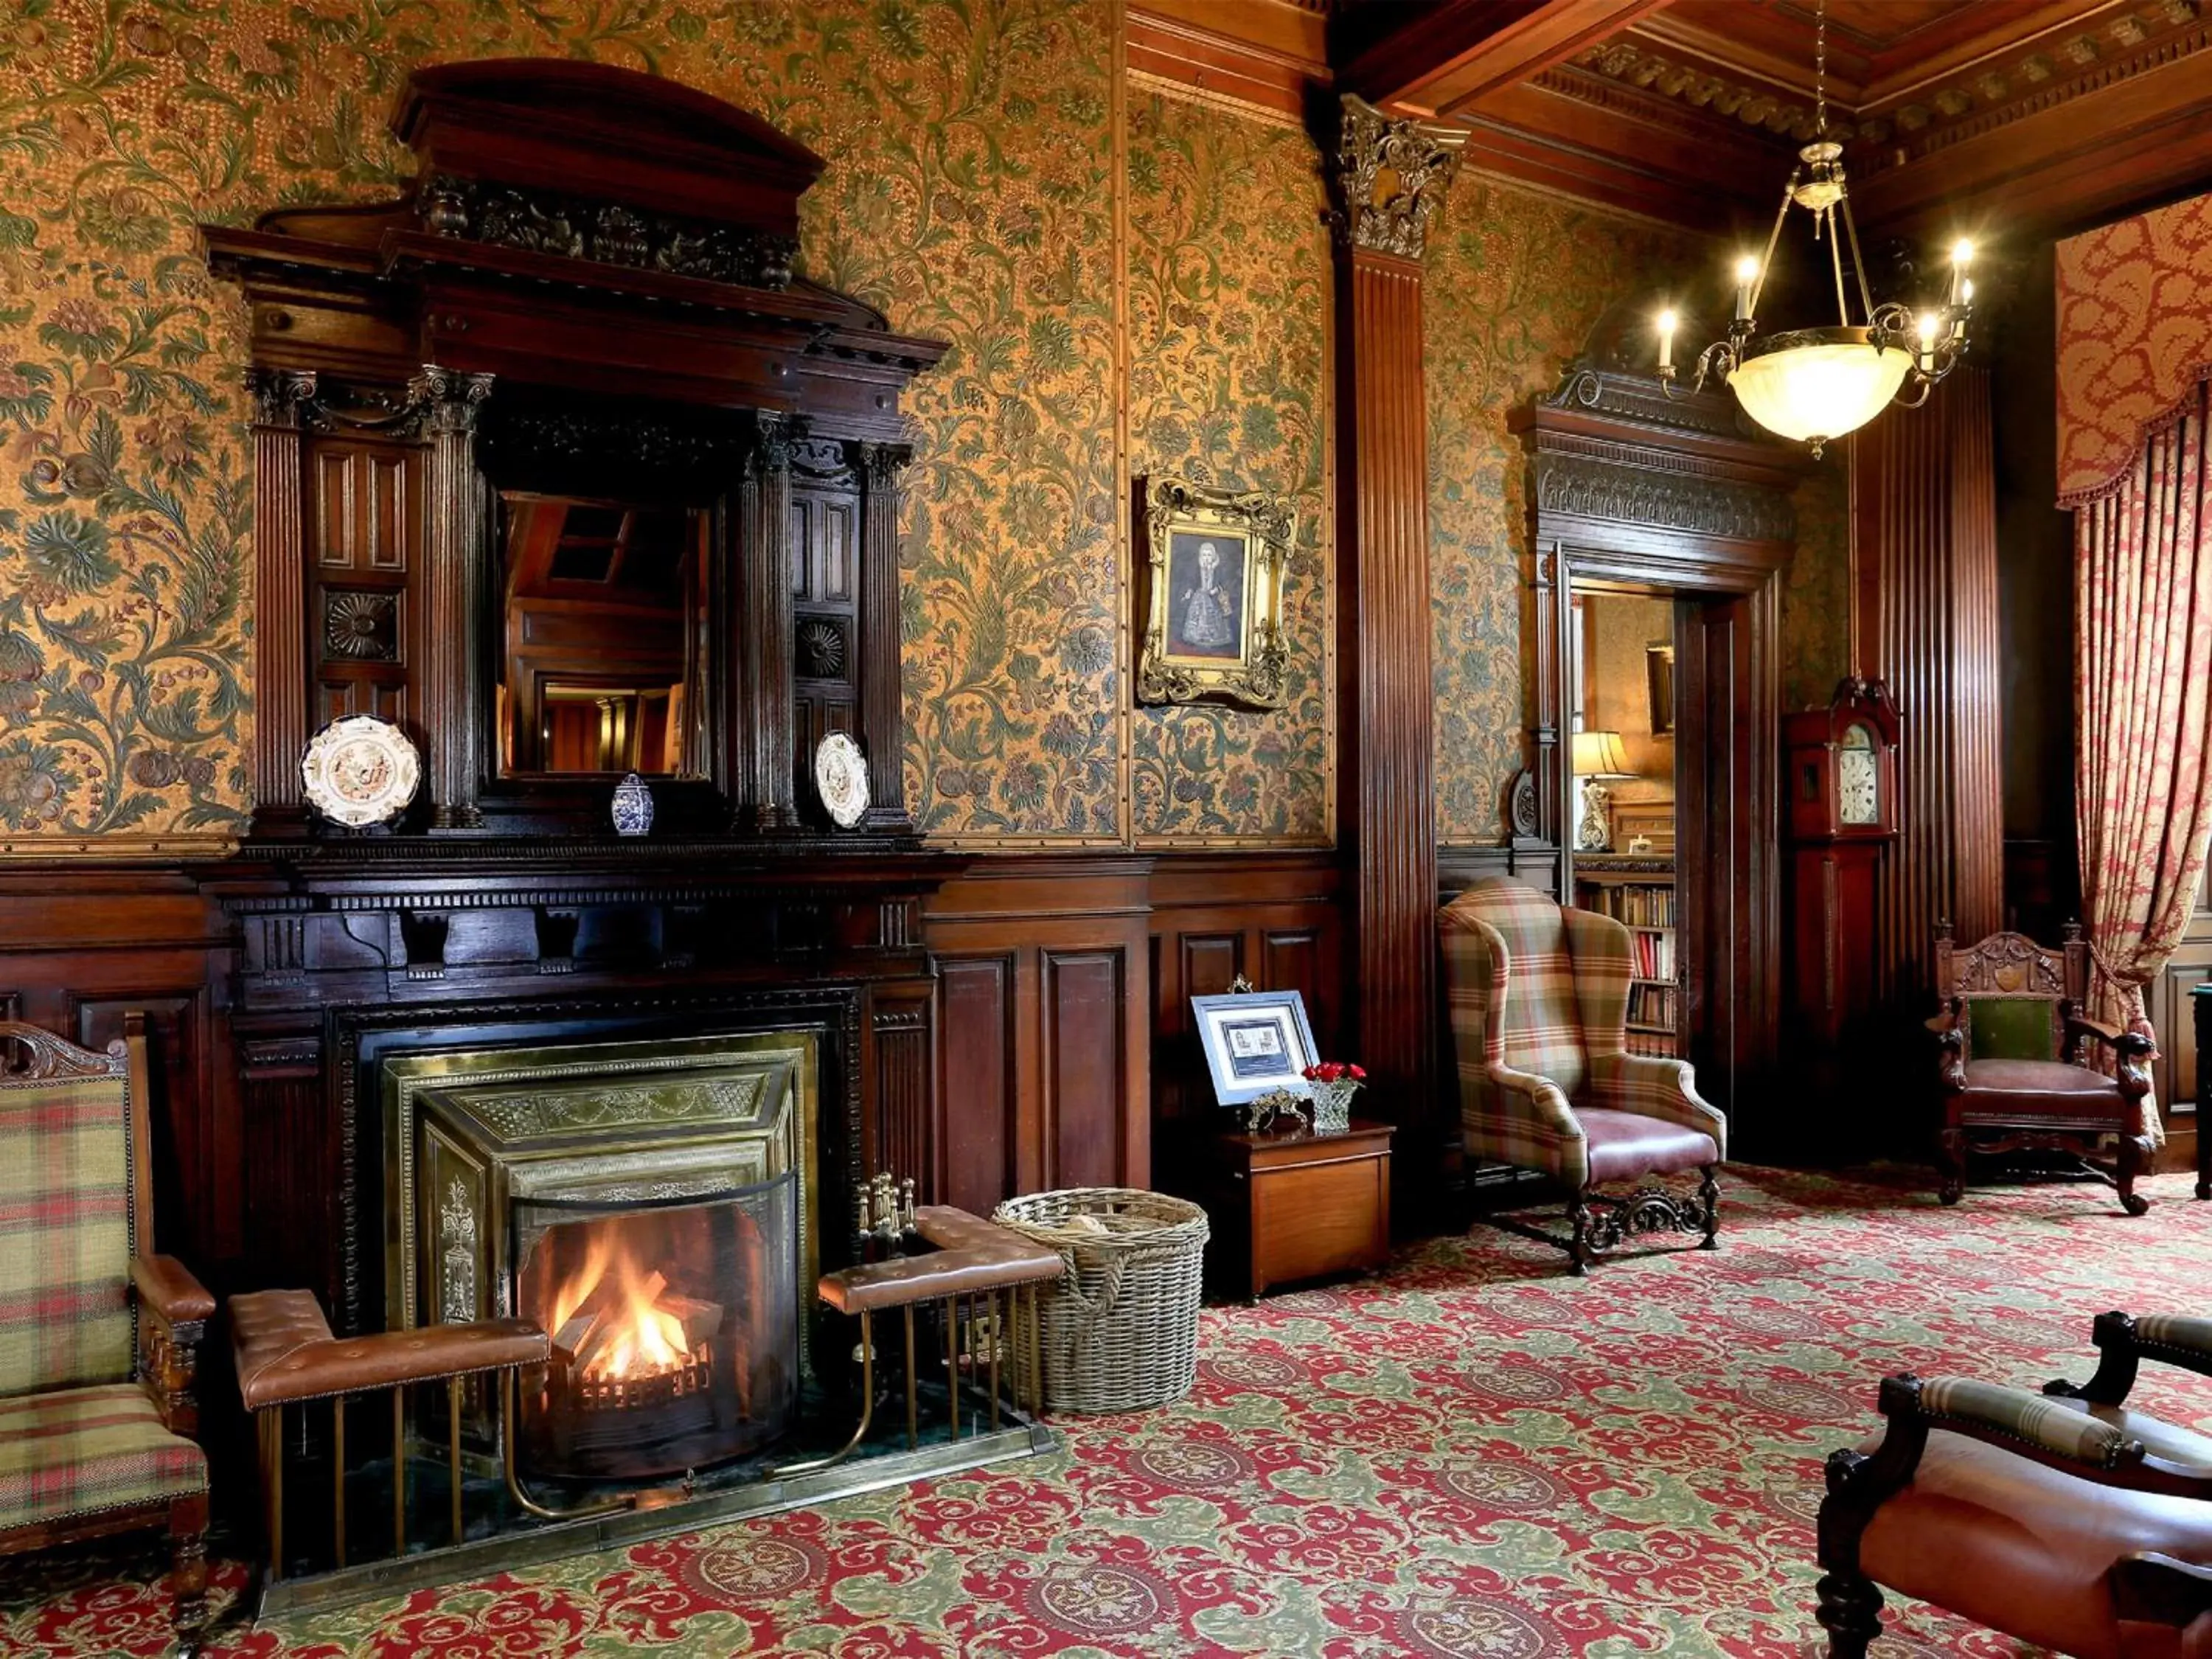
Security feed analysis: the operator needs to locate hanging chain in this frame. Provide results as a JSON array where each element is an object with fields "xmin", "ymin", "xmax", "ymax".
[{"xmin": 1815, "ymin": 0, "xmax": 1829, "ymax": 136}]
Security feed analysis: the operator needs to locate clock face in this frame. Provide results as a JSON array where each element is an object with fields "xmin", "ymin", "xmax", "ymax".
[{"xmin": 1837, "ymin": 723, "xmax": 1879, "ymax": 826}]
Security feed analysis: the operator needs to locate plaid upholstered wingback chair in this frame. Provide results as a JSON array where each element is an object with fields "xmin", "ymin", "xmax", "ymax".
[
  {"xmin": 0, "ymin": 1017, "xmax": 214, "ymax": 1655},
  {"xmin": 1440, "ymin": 877, "xmax": 1725, "ymax": 1273}
]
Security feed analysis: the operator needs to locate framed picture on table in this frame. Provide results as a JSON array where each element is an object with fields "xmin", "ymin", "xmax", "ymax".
[{"xmin": 1191, "ymin": 989, "xmax": 1318, "ymax": 1107}]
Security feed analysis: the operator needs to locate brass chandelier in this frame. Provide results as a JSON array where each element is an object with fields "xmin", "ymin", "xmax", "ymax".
[{"xmin": 1655, "ymin": 0, "xmax": 1975, "ymax": 456}]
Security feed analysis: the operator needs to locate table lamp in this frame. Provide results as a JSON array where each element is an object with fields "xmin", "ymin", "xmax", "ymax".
[{"xmin": 1571, "ymin": 730, "xmax": 1634, "ymax": 852}]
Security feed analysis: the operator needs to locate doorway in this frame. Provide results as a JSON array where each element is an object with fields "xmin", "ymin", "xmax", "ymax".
[
  {"xmin": 1561, "ymin": 577, "xmax": 1781, "ymax": 1127},
  {"xmin": 1568, "ymin": 588, "xmax": 1680, "ymax": 1058},
  {"xmin": 1515, "ymin": 361, "xmax": 1806, "ymax": 1147}
]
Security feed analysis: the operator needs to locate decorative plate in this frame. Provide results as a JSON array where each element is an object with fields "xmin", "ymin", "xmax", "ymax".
[
  {"xmin": 301, "ymin": 714, "xmax": 421, "ymax": 828},
  {"xmin": 813, "ymin": 731, "xmax": 870, "ymax": 830}
]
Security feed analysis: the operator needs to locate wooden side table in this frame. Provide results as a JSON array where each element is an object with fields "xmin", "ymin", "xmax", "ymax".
[{"xmin": 1213, "ymin": 1118, "xmax": 1393, "ymax": 1300}]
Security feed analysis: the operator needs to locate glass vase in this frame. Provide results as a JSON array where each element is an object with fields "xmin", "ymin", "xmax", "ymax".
[{"xmin": 1308, "ymin": 1080, "xmax": 1360, "ymax": 1135}]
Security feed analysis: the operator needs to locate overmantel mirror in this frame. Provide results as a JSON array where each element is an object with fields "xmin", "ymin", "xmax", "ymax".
[{"xmin": 203, "ymin": 58, "xmax": 945, "ymax": 841}]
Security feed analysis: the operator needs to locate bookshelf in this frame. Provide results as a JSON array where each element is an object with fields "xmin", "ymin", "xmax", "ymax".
[{"xmin": 1574, "ymin": 856, "xmax": 1678, "ymax": 1057}]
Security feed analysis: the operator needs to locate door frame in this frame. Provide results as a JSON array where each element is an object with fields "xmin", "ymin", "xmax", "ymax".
[{"xmin": 1511, "ymin": 361, "xmax": 1812, "ymax": 1141}]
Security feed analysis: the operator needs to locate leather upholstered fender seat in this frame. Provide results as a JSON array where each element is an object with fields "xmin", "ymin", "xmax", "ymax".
[{"xmin": 1818, "ymin": 1312, "xmax": 2212, "ymax": 1658}]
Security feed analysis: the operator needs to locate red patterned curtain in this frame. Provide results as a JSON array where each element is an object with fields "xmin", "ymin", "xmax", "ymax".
[{"xmin": 2074, "ymin": 377, "xmax": 2212, "ymax": 1144}]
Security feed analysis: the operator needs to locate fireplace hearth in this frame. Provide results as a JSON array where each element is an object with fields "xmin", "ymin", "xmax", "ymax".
[
  {"xmin": 384, "ymin": 1032, "xmax": 818, "ymax": 1468},
  {"xmin": 248, "ymin": 1023, "xmax": 1054, "ymax": 1622}
]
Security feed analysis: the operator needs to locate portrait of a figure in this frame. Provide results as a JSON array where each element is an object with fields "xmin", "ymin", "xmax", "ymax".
[{"xmin": 1166, "ymin": 532, "xmax": 1245, "ymax": 660}]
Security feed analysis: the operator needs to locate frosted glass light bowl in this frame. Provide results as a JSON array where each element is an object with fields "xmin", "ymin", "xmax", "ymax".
[{"xmin": 1728, "ymin": 327, "xmax": 1916, "ymax": 451}]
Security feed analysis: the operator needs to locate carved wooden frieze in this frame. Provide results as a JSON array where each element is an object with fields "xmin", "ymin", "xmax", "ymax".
[
  {"xmin": 1950, "ymin": 931, "xmax": 2067, "ymax": 998},
  {"xmin": 1543, "ymin": 364, "xmax": 1747, "ymax": 441},
  {"xmin": 1331, "ymin": 94, "xmax": 1461, "ymax": 260},
  {"xmin": 419, "ymin": 173, "xmax": 799, "ymax": 290},
  {"xmin": 1534, "ymin": 452, "xmax": 1797, "ymax": 543},
  {"xmin": 474, "ymin": 393, "xmax": 749, "ymax": 492}
]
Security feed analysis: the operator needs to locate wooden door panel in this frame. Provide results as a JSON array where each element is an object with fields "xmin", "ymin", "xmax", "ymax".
[
  {"xmin": 938, "ymin": 953, "xmax": 1017, "ymax": 1214},
  {"xmin": 1042, "ymin": 947, "xmax": 1128, "ymax": 1189}
]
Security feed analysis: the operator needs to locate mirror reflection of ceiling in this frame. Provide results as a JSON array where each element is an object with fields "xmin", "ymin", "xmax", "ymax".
[{"xmin": 498, "ymin": 495, "xmax": 699, "ymax": 779}]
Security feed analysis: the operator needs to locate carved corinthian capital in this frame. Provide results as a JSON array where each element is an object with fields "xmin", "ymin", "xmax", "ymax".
[
  {"xmin": 246, "ymin": 367, "xmax": 318, "ymax": 427},
  {"xmin": 1332, "ymin": 94, "xmax": 1463, "ymax": 260},
  {"xmin": 406, "ymin": 364, "xmax": 495, "ymax": 434}
]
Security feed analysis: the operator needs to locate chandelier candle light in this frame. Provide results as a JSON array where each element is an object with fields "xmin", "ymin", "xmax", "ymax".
[{"xmin": 1655, "ymin": 0, "xmax": 1977, "ymax": 456}]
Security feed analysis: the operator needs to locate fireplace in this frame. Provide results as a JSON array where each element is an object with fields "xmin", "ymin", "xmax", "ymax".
[
  {"xmin": 515, "ymin": 1176, "xmax": 796, "ymax": 1479},
  {"xmin": 383, "ymin": 1032, "xmax": 819, "ymax": 1481}
]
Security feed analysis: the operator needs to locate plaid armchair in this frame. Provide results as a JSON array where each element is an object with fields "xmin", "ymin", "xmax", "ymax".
[
  {"xmin": 1440, "ymin": 877, "xmax": 1725, "ymax": 1272},
  {"xmin": 0, "ymin": 1018, "xmax": 212, "ymax": 1655}
]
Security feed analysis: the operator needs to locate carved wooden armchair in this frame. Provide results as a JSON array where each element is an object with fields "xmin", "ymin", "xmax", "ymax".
[
  {"xmin": 0, "ymin": 1018, "xmax": 214, "ymax": 1655},
  {"xmin": 1439, "ymin": 877, "xmax": 1725, "ymax": 1273},
  {"xmin": 1930, "ymin": 922, "xmax": 2155, "ymax": 1214},
  {"xmin": 1818, "ymin": 1311, "xmax": 2212, "ymax": 1658}
]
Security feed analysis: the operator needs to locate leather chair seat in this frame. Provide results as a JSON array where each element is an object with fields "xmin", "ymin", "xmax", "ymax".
[
  {"xmin": 1858, "ymin": 1405, "xmax": 2212, "ymax": 1659},
  {"xmin": 1961, "ymin": 1057, "xmax": 2129, "ymax": 1119},
  {"xmin": 1576, "ymin": 1107, "xmax": 1719, "ymax": 1186}
]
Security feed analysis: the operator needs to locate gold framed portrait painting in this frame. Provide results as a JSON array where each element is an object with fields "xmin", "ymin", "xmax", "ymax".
[{"xmin": 1136, "ymin": 476, "xmax": 1294, "ymax": 711}]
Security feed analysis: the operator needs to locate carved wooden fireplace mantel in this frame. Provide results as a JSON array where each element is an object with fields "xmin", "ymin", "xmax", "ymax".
[{"xmin": 192, "ymin": 60, "xmax": 967, "ymax": 1352}]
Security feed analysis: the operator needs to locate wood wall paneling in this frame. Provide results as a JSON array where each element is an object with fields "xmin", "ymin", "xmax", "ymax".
[
  {"xmin": 924, "ymin": 852, "xmax": 1345, "ymax": 1211},
  {"xmin": 865, "ymin": 978, "xmax": 937, "ymax": 1196},
  {"xmin": 924, "ymin": 858, "xmax": 1154, "ymax": 1208},
  {"xmin": 0, "ymin": 873, "xmax": 236, "ymax": 1276},
  {"xmin": 1851, "ymin": 367, "xmax": 2005, "ymax": 993},
  {"xmin": 1147, "ymin": 853, "xmax": 1345, "ymax": 1185},
  {"xmin": 2149, "ymin": 902, "xmax": 2212, "ymax": 1174},
  {"xmin": 1041, "ymin": 948, "xmax": 1130, "ymax": 1189},
  {"xmin": 936, "ymin": 953, "xmax": 1017, "ymax": 1216}
]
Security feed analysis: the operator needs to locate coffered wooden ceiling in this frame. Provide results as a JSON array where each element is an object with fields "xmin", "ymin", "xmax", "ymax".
[{"xmin": 1127, "ymin": 0, "xmax": 2212, "ymax": 242}]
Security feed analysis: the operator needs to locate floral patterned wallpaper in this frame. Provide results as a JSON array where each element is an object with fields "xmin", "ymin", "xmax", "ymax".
[
  {"xmin": 1425, "ymin": 178, "xmax": 1703, "ymax": 844},
  {"xmin": 1, "ymin": 4, "xmax": 1826, "ymax": 854},
  {"xmin": 1127, "ymin": 94, "xmax": 1330, "ymax": 844},
  {"xmin": 0, "ymin": 0, "xmax": 1124, "ymax": 843}
]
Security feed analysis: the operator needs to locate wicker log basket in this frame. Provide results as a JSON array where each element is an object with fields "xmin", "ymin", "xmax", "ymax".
[{"xmin": 990, "ymin": 1187, "xmax": 1208, "ymax": 1414}]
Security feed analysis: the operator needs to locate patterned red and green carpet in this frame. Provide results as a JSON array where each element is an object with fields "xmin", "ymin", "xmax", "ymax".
[{"xmin": 6, "ymin": 1164, "xmax": 2209, "ymax": 1657}]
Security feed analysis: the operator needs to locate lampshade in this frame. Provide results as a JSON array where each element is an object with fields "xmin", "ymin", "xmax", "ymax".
[
  {"xmin": 1726, "ymin": 327, "xmax": 1915, "ymax": 450},
  {"xmin": 1572, "ymin": 730, "xmax": 1633, "ymax": 779}
]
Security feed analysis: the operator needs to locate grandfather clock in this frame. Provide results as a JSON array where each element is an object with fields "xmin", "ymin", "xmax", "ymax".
[{"xmin": 1784, "ymin": 678, "xmax": 1902, "ymax": 1116}]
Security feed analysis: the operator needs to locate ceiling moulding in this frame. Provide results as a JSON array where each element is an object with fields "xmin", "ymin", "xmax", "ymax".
[
  {"xmin": 1441, "ymin": 72, "xmax": 1779, "ymax": 234},
  {"xmin": 1571, "ymin": 1, "xmax": 2208, "ymax": 159},
  {"xmin": 1568, "ymin": 40, "xmax": 1847, "ymax": 144},
  {"xmin": 1851, "ymin": 9, "xmax": 2212, "ymax": 178},
  {"xmin": 1126, "ymin": 69, "xmax": 1309, "ymax": 131},
  {"xmin": 1125, "ymin": 1, "xmax": 1329, "ymax": 122},
  {"xmin": 1341, "ymin": 0, "xmax": 1674, "ymax": 119}
]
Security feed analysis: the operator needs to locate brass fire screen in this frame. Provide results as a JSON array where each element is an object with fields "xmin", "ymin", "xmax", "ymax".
[{"xmin": 381, "ymin": 1032, "xmax": 820, "ymax": 1344}]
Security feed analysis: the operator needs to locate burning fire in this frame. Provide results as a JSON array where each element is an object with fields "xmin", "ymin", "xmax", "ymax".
[{"xmin": 548, "ymin": 1230, "xmax": 720, "ymax": 1391}]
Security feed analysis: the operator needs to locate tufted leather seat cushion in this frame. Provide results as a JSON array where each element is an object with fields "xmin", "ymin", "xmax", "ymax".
[
  {"xmin": 1961, "ymin": 1058, "xmax": 2127, "ymax": 1119},
  {"xmin": 820, "ymin": 1206, "xmax": 1064, "ymax": 1315},
  {"xmin": 1859, "ymin": 1405, "xmax": 2212, "ymax": 1659},
  {"xmin": 230, "ymin": 1288, "xmax": 547, "ymax": 1410},
  {"xmin": 1579, "ymin": 1107, "xmax": 1719, "ymax": 1186}
]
